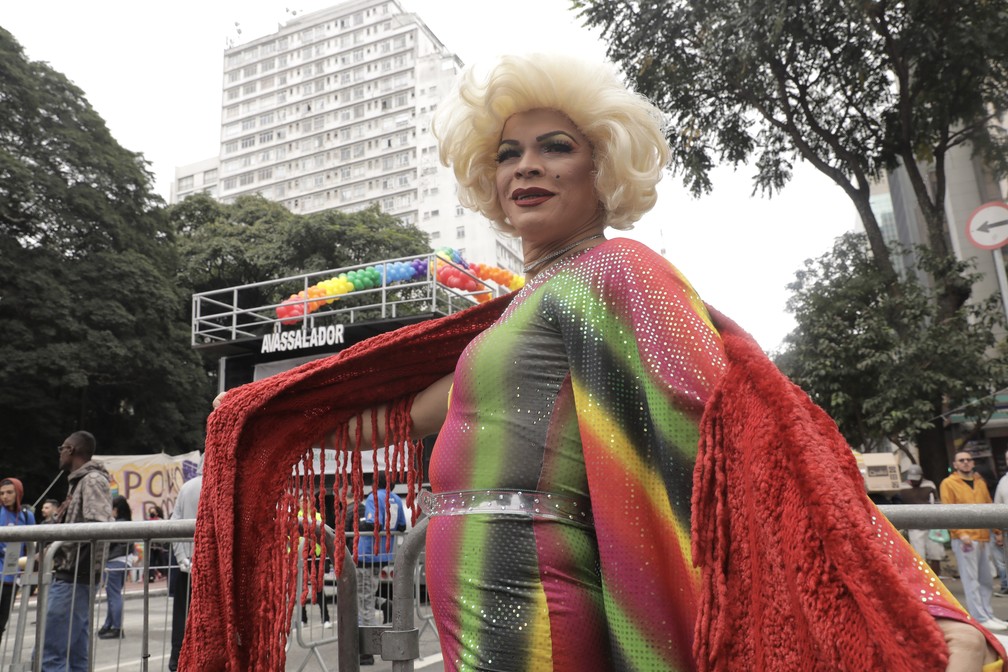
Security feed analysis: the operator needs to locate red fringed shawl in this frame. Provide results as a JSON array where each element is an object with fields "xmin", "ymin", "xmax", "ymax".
[
  {"xmin": 696, "ymin": 308, "xmax": 1005, "ymax": 670},
  {"xmin": 181, "ymin": 296, "xmax": 1002, "ymax": 671},
  {"xmin": 180, "ymin": 295, "xmax": 511, "ymax": 671}
]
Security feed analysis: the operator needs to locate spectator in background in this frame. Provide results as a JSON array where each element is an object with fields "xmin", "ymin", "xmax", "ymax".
[
  {"xmin": 0, "ymin": 477, "xmax": 35, "ymax": 645},
  {"xmin": 39, "ymin": 499, "xmax": 60, "ymax": 524},
  {"xmin": 42, "ymin": 430, "xmax": 113, "ymax": 671},
  {"xmin": 892, "ymin": 464, "xmax": 944, "ymax": 577},
  {"xmin": 168, "ymin": 459, "xmax": 202, "ymax": 672},
  {"xmin": 297, "ymin": 502, "xmax": 332, "ymax": 629},
  {"xmin": 347, "ymin": 473, "xmax": 406, "ymax": 666},
  {"xmin": 145, "ymin": 505, "xmax": 168, "ymax": 581},
  {"xmin": 98, "ymin": 496, "xmax": 133, "ymax": 640},
  {"xmin": 992, "ymin": 450, "xmax": 1008, "ymax": 597},
  {"xmin": 940, "ymin": 451, "xmax": 1007, "ymax": 632}
]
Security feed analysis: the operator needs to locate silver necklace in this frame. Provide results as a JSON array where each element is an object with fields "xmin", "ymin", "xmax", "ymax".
[{"xmin": 523, "ymin": 234, "xmax": 605, "ymax": 274}]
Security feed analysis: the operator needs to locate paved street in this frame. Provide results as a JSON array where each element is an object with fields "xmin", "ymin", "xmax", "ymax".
[{"xmin": 0, "ymin": 578, "xmax": 445, "ymax": 672}]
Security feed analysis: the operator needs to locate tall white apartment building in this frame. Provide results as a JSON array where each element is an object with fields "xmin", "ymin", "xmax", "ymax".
[{"xmin": 175, "ymin": 0, "xmax": 522, "ymax": 270}]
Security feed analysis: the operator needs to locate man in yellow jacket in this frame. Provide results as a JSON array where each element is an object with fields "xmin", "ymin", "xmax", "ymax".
[{"xmin": 940, "ymin": 450, "xmax": 1008, "ymax": 631}]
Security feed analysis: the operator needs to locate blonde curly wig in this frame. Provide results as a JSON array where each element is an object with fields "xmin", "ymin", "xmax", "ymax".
[{"xmin": 432, "ymin": 54, "xmax": 671, "ymax": 233}]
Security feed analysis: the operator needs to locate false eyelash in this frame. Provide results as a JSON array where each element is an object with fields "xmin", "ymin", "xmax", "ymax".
[
  {"xmin": 543, "ymin": 141, "xmax": 574, "ymax": 153},
  {"xmin": 495, "ymin": 147, "xmax": 520, "ymax": 163}
]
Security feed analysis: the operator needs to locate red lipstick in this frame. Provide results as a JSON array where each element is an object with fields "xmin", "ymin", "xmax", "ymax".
[{"xmin": 511, "ymin": 187, "xmax": 554, "ymax": 206}]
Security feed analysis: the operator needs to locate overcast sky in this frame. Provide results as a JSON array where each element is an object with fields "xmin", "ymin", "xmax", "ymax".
[{"xmin": 2, "ymin": 0, "xmax": 857, "ymax": 350}]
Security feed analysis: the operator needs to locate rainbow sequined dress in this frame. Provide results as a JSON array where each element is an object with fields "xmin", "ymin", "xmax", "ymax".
[{"xmin": 425, "ymin": 238, "xmax": 726, "ymax": 671}]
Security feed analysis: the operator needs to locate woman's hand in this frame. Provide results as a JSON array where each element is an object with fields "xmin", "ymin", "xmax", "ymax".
[
  {"xmin": 212, "ymin": 391, "xmax": 227, "ymax": 409},
  {"xmin": 938, "ymin": 618, "xmax": 998, "ymax": 671}
]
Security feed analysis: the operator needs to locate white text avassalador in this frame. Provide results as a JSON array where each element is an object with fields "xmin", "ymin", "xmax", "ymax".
[{"xmin": 261, "ymin": 324, "xmax": 345, "ymax": 354}]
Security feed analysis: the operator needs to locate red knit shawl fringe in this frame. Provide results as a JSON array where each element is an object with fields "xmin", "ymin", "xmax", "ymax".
[
  {"xmin": 179, "ymin": 295, "xmax": 511, "ymax": 672},
  {"xmin": 693, "ymin": 308, "xmax": 951, "ymax": 671},
  {"xmin": 181, "ymin": 294, "xmax": 995, "ymax": 672}
]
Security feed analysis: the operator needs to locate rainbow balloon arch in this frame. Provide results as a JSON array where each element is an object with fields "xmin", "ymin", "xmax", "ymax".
[{"xmin": 275, "ymin": 248, "xmax": 524, "ymax": 325}]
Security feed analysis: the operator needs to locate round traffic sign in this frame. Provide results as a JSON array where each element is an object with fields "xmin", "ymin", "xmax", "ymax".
[{"xmin": 966, "ymin": 201, "xmax": 1008, "ymax": 250}]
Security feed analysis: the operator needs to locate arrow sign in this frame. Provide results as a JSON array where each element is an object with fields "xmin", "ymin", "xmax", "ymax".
[
  {"xmin": 977, "ymin": 218, "xmax": 1008, "ymax": 234},
  {"xmin": 966, "ymin": 201, "xmax": 1008, "ymax": 250}
]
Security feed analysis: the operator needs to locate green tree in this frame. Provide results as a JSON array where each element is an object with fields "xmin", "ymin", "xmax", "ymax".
[
  {"xmin": 577, "ymin": 0, "xmax": 1008, "ymax": 477},
  {"xmin": 170, "ymin": 193, "xmax": 430, "ymax": 293},
  {"xmin": 776, "ymin": 232, "xmax": 1008, "ymax": 457},
  {"xmin": 0, "ymin": 28, "xmax": 212, "ymax": 498},
  {"xmin": 169, "ymin": 193, "xmax": 432, "ymax": 345}
]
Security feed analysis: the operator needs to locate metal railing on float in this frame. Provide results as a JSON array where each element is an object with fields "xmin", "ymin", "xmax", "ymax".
[{"xmin": 190, "ymin": 251, "xmax": 515, "ymax": 349}]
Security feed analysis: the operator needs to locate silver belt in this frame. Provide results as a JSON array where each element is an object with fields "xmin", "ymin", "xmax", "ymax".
[{"xmin": 418, "ymin": 489, "xmax": 593, "ymax": 529}]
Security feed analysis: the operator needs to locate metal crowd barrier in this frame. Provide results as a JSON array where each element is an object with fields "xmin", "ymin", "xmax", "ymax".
[
  {"xmin": 0, "ymin": 519, "xmax": 435, "ymax": 672},
  {"xmin": 2, "ymin": 505, "xmax": 1008, "ymax": 670},
  {"xmin": 0, "ymin": 520, "xmax": 194, "ymax": 672}
]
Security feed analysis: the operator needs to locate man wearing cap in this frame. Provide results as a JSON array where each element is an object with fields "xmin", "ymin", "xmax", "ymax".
[
  {"xmin": 940, "ymin": 450, "xmax": 1007, "ymax": 631},
  {"xmin": 894, "ymin": 463, "xmax": 943, "ymax": 576}
]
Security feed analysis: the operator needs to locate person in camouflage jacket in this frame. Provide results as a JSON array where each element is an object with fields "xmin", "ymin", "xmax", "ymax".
[{"xmin": 42, "ymin": 431, "xmax": 112, "ymax": 671}]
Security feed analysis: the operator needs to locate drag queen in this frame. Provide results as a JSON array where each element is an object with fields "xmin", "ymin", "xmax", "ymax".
[{"xmin": 181, "ymin": 55, "xmax": 1003, "ymax": 671}]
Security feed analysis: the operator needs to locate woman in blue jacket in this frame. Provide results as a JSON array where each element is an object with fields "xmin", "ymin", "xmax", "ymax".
[{"xmin": 0, "ymin": 477, "xmax": 35, "ymax": 643}]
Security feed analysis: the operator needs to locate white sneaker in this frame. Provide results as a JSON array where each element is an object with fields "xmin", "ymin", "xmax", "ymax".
[
  {"xmin": 323, "ymin": 621, "xmax": 332, "ymax": 629},
  {"xmin": 987, "ymin": 617, "xmax": 1008, "ymax": 627},
  {"xmin": 979, "ymin": 620, "xmax": 1008, "ymax": 632}
]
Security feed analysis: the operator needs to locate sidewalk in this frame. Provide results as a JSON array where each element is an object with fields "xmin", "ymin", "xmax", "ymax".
[
  {"xmin": 119, "ymin": 562, "xmax": 1008, "ymax": 651},
  {"xmin": 934, "ymin": 551, "xmax": 1008, "ymax": 650}
]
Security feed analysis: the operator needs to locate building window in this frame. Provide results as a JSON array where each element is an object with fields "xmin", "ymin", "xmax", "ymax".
[
  {"xmin": 224, "ymin": 140, "xmax": 238, "ymax": 154},
  {"xmin": 456, "ymin": 226, "xmax": 465, "ymax": 238},
  {"xmin": 240, "ymin": 136, "xmax": 255, "ymax": 149},
  {"xmin": 259, "ymin": 130, "xmax": 273, "ymax": 143},
  {"xmin": 204, "ymin": 169, "xmax": 218, "ymax": 182},
  {"xmin": 430, "ymin": 230, "xmax": 441, "ymax": 240},
  {"xmin": 223, "ymin": 177, "xmax": 237, "ymax": 190},
  {"xmin": 239, "ymin": 172, "xmax": 255, "ymax": 186},
  {"xmin": 243, "ymin": 83, "xmax": 257, "ymax": 95},
  {"xmin": 177, "ymin": 176, "xmax": 194, "ymax": 191},
  {"xmin": 258, "ymin": 168, "xmax": 273, "ymax": 181},
  {"xmin": 260, "ymin": 112, "xmax": 275, "ymax": 125},
  {"xmin": 455, "ymin": 205, "xmax": 464, "ymax": 216}
]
